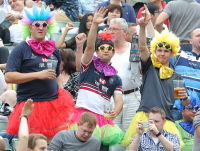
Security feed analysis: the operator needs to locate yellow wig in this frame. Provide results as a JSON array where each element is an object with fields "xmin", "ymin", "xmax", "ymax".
[{"xmin": 150, "ymin": 29, "xmax": 180, "ymax": 57}]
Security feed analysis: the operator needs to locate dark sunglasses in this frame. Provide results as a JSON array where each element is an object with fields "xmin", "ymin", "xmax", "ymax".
[
  {"xmin": 98, "ymin": 45, "xmax": 114, "ymax": 51},
  {"xmin": 32, "ymin": 22, "xmax": 48, "ymax": 29},
  {"xmin": 185, "ymin": 105, "xmax": 199, "ymax": 111},
  {"xmin": 157, "ymin": 42, "xmax": 172, "ymax": 50}
]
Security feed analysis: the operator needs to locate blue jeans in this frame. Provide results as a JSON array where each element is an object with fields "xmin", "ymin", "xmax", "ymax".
[
  {"xmin": 180, "ymin": 44, "xmax": 192, "ymax": 52},
  {"xmin": 0, "ymin": 132, "xmax": 18, "ymax": 146},
  {"xmin": 172, "ymin": 108, "xmax": 182, "ymax": 121}
]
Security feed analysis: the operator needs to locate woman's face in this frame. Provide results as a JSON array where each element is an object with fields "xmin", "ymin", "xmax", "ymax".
[
  {"xmin": 107, "ymin": 9, "xmax": 121, "ymax": 21},
  {"xmin": 86, "ymin": 15, "xmax": 93, "ymax": 30}
]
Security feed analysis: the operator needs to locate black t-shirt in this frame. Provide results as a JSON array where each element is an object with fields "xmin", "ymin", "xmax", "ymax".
[
  {"xmin": 6, "ymin": 41, "xmax": 61, "ymax": 103},
  {"xmin": 138, "ymin": 57, "xmax": 184, "ymax": 122}
]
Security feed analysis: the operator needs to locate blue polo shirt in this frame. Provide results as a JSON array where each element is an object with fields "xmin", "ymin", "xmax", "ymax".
[
  {"xmin": 78, "ymin": 0, "xmax": 108, "ymax": 15},
  {"xmin": 173, "ymin": 51, "xmax": 200, "ymax": 99},
  {"xmin": 98, "ymin": 0, "xmax": 136, "ymax": 23}
]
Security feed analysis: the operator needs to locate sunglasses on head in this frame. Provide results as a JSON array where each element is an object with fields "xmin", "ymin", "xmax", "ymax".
[
  {"xmin": 157, "ymin": 42, "xmax": 172, "ymax": 50},
  {"xmin": 32, "ymin": 22, "xmax": 48, "ymax": 29},
  {"xmin": 185, "ymin": 105, "xmax": 199, "ymax": 111},
  {"xmin": 98, "ymin": 45, "xmax": 114, "ymax": 51}
]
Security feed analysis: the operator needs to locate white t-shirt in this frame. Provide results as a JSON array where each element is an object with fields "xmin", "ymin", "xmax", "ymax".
[
  {"xmin": 152, "ymin": 137, "xmax": 159, "ymax": 145},
  {"xmin": 0, "ymin": 70, "xmax": 6, "ymax": 91},
  {"xmin": 136, "ymin": 24, "xmax": 167, "ymax": 38},
  {"xmin": 9, "ymin": 7, "xmax": 32, "ymax": 43},
  {"xmin": 111, "ymin": 43, "xmax": 141, "ymax": 91},
  {"xmin": 0, "ymin": 0, "xmax": 11, "ymax": 13}
]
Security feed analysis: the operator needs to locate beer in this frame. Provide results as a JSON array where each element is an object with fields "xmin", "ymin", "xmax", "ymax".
[
  {"xmin": 174, "ymin": 87, "xmax": 181, "ymax": 98},
  {"xmin": 104, "ymin": 114, "xmax": 111, "ymax": 120}
]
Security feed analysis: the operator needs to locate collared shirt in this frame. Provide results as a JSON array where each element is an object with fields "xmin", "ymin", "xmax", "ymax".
[
  {"xmin": 79, "ymin": 0, "xmax": 108, "ymax": 15},
  {"xmin": 172, "ymin": 50, "xmax": 200, "ymax": 99},
  {"xmin": 98, "ymin": 0, "xmax": 136, "ymax": 23},
  {"xmin": 0, "ymin": 0, "xmax": 11, "ymax": 13},
  {"xmin": 127, "ymin": 130, "xmax": 180, "ymax": 151}
]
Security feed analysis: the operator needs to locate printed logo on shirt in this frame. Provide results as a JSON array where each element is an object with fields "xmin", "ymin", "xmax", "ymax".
[
  {"xmin": 109, "ymin": 77, "xmax": 114, "ymax": 84},
  {"xmin": 41, "ymin": 58, "xmax": 48, "ymax": 62},
  {"xmin": 31, "ymin": 53, "xmax": 37, "ymax": 58},
  {"xmin": 39, "ymin": 63, "xmax": 45, "ymax": 68},
  {"xmin": 99, "ymin": 78, "xmax": 106, "ymax": 84},
  {"xmin": 94, "ymin": 71, "xmax": 99, "ymax": 75},
  {"xmin": 49, "ymin": 54, "xmax": 54, "ymax": 59},
  {"xmin": 95, "ymin": 80, "xmax": 100, "ymax": 88},
  {"xmin": 102, "ymin": 85, "xmax": 108, "ymax": 93}
]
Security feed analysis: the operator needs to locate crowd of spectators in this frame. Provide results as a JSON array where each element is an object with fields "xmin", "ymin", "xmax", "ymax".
[{"xmin": 0, "ymin": 0, "xmax": 200, "ymax": 151}]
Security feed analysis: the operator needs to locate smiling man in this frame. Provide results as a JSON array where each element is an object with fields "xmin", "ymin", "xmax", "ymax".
[
  {"xmin": 122, "ymin": 7, "xmax": 189, "ymax": 148},
  {"xmin": 128, "ymin": 107, "xmax": 180, "ymax": 151},
  {"xmin": 68, "ymin": 7, "xmax": 124, "ymax": 151},
  {"xmin": 5, "ymin": 4, "xmax": 75, "ymax": 143}
]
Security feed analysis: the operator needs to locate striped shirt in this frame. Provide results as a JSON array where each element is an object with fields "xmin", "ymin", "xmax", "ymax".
[
  {"xmin": 174, "ymin": 51, "xmax": 200, "ymax": 99},
  {"xmin": 127, "ymin": 129, "xmax": 180, "ymax": 151},
  {"xmin": 76, "ymin": 59, "xmax": 122, "ymax": 115}
]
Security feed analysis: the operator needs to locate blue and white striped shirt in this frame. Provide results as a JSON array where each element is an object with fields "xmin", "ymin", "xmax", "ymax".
[
  {"xmin": 174, "ymin": 51, "xmax": 200, "ymax": 99},
  {"xmin": 127, "ymin": 129, "xmax": 180, "ymax": 151}
]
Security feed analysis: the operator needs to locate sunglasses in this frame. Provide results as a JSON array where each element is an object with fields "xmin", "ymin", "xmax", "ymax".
[
  {"xmin": 185, "ymin": 105, "xmax": 199, "ymax": 111},
  {"xmin": 32, "ymin": 22, "xmax": 48, "ymax": 29},
  {"xmin": 157, "ymin": 42, "xmax": 172, "ymax": 50},
  {"xmin": 98, "ymin": 45, "xmax": 114, "ymax": 51}
]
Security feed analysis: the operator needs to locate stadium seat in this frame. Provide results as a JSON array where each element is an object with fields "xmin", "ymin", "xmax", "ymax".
[
  {"xmin": 12, "ymin": 138, "xmax": 18, "ymax": 151},
  {"xmin": 56, "ymin": 21, "xmax": 80, "ymax": 29},
  {"xmin": 0, "ymin": 121, "xmax": 7, "ymax": 132},
  {"xmin": 4, "ymin": 138, "xmax": 11, "ymax": 151}
]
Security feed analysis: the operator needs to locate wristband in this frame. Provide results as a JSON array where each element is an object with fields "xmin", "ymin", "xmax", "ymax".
[
  {"xmin": 156, "ymin": 131, "xmax": 161, "ymax": 137},
  {"xmin": 20, "ymin": 115, "xmax": 28, "ymax": 120},
  {"xmin": 181, "ymin": 96, "xmax": 188, "ymax": 101}
]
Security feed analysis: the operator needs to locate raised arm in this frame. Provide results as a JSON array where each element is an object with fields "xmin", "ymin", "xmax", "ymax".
[
  {"xmin": 17, "ymin": 99, "xmax": 34, "ymax": 151},
  {"xmin": 57, "ymin": 23, "xmax": 75, "ymax": 49},
  {"xmin": 82, "ymin": 7, "xmax": 108, "ymax": 65},
  {"xmin": 129, "ymin": 120, "xmax": 144, "ymax": 150},
  {"xmin": 155, "ymin": 12, "xmax": 169, "ymax": 33},
  {"xmin": 138, "ymin": 5, "xmax": 151, "ymax": 64},
  {"xmin": 75, "ymin": 33, "xmax": 87, "ymax": 71}
]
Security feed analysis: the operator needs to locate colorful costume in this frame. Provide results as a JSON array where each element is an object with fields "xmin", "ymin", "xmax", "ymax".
[
  {"xmin": 5, "ymin": 5, "xmax": 75, "ymax": 137},
  {"xmin": 69, "ymin": 32, "xmax": 124, "ymax": 146},
  {"xmin": 174, "ymin": 90, "xmax": 199, "ymax": 151},
  {"xmin": 122, "ymin": 29, "xmax": 184, "ymax": 147}
]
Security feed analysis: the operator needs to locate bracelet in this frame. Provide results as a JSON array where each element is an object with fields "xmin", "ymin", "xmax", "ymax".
[
  {"xmin": 181, "ymin": 96, "xmax": 188, "ymax": 101},
  {"xmin": 20, "ymin": 115, "xmax": 28, "ymax": 120},
  {"xmin": 156, "ymin": 131, "xmax": 161, "ymax": 137}
]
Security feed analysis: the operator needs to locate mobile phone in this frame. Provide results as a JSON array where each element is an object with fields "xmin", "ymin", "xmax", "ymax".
[
  {"xmin": 129, "ymin": 34, "xmax": 140, "ymax": 62},
  {"xmin": 141, "ymin": 121, "xmax": 151, "ymax": 128}
]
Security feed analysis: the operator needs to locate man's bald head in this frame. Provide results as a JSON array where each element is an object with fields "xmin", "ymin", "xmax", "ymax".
[
  {"xmin": 191, "ymin": 28, "xmax": 200, "ymax": 39},
  {"xmin": 0, "ymin": 136, "xmax": 5, "ymax": 151}
]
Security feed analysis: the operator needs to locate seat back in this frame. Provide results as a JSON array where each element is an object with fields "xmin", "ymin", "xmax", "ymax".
[
  {"xmin": 0, "ymin": 121, "xmax": 7, "ymax": 132},
  {"xmin": 4, "ymin": 138, "xmax": 11, "ymax": 151},
  {"xmin": 12, "ymin": 138, "xmax": 18, "ymax": 151}
]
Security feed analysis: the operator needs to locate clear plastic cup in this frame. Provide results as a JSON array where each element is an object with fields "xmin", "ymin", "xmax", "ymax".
[{"xmin": 173, "ymin": 80, "xmax": 185, "ymax": 98}]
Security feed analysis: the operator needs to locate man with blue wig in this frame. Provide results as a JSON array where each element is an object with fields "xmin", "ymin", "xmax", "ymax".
[
  {"xmin": 4, "ymin": 4, "xmax": 75, "ymax": 143},
  {"xmin": 175, "ymin": 90, "xmax": 199, "ymax": 151}
]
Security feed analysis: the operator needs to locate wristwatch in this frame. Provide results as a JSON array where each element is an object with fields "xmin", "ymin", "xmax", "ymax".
[
  {"xmin": 156, "ymin": 131, "xmax": 161, "ymax": 137},
  {"xmin": 20, "ymin": 115, "xmax": 28, "ymax": 120},
  {"xmin": 19, "ymin": 13, "xmax": 23, "ymax": 20},
  {"xmin": 181, "ymin": 96, "xmax": 188, "ymax": 101}
]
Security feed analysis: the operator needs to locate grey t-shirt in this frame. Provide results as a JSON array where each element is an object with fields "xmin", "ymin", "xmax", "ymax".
[
  {"xmin": 138, "ymin": 57, "xmax": 184, "ymax": 122},
  {"xmin": 164, "ymin": 0, "xmax": 200, "ymax": 41},
  {"xmin": 193, "ymin": 109, "xmax": 200, "ymax": 151},
  {"xmin": 48, "ymin": 130, "xmax": 101, "ymax": 151}
]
